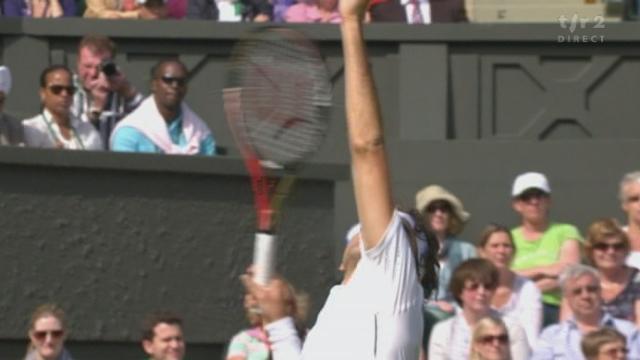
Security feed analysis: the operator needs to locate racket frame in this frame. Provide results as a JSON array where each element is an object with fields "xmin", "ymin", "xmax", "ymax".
[{"xmin": 224, "ymin": 27, "xmax": 331, "ymax": 286}]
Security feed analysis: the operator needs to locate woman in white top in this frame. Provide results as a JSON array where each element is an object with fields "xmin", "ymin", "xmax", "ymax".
[
  {"xmin": 429, "ymin": 258, "xmax": 530, "ymax": 360},
  {"xmin": 477, "ymin": 224, "xmax": 542, "ymax": 348},
  {"xmin": 23, "ymin": 65, "xmax": 102, "ymax": 150},
  {"xmin": 238, "ymin": 0, "xmax": 440, "ymax": 357}
]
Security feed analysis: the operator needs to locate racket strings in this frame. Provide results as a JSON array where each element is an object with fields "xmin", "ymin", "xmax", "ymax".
[
  {"xmin": 237, "ymin": 32, "xmax": 331, "ymax": 167},
  {"xmin": 225, "ymin": 28, "xmax": 332, "ymax": 241}
]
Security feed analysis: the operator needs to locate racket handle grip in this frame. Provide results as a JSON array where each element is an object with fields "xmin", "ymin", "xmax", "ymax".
[{"xmin": 253, "ymin": 232, "xmax": 277, "ymax": 286}]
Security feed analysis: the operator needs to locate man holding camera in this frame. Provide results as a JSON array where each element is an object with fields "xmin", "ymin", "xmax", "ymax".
[{"xmin": 73, "ymin": 35, "xmax": 144, "ymax": 149}]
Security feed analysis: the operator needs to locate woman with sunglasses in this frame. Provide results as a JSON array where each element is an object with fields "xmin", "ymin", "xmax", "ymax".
[
  {"xmin": 415, "ymin": 185, "xmax": 475, "ymax": 305},
  {"xmin": 24, "ymin": 65, "xmax": 102, "ymax": 150},
  {"xmin": 24, "ymin": 303, "xmax": 74, "ymax": 360},
  {"xmin": 477, "ymin": 224, "xmax": 542, "ymax": 348},
  {"xmin": 470, "ymin": 316, "xmax": 512, "ymax": 360},
  {"xmin": 429, "ymin": 258, "xmax": 530, "ymax": 360},
  {"xmin": 581, "ymin": 218, "xmax": 640, "ymax": 328},
  {"xmin": 581, "ymin": 328, "xmax": 629, "ymax": 360},
  {"xmin": 415, "ymin": 185, "xmax": 475, "ymax": 347}
]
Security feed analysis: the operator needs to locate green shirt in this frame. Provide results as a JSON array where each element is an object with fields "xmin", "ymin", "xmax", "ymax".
[{"xmin": 511, "ymin": 223, "xmax": 581, "ymax": 305}]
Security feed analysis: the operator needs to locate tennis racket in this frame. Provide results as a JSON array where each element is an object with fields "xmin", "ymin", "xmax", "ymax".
[{"xmin": 223, "ymin": 27, "xmax": 332, "ymax": 285}]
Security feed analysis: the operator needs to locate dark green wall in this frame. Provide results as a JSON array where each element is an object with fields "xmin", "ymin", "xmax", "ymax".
[
  {"xmin": 0, "ymin": 148, "xmax": 347, "ymax": 359},
  {"xmin": 1, "ymin": 19, "xmax": 638, "ymax": 358}
]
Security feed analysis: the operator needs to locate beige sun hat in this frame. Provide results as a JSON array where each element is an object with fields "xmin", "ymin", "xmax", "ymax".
[{"xmin": 415, "ymin": 184, "xmax": 470, "ymax": 222}]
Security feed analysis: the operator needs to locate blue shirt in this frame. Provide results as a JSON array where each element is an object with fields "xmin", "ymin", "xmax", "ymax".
[
  {"xmin": 431, "ymin": 238, "xmax": 476, "ymax": 302},
  {"xmin": 111, "ymin": 115, "xmax": 216, "ymax": 156},
  {"xmin": 532, "ymin": 313, "xmax": 640, "ymax": 360}
]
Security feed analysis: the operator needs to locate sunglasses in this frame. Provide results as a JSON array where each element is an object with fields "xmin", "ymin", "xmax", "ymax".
[
  {"xmin": 426, "ymin": 200, "xmax": 452, "ymax": 214},
  {"xmin": 33, "ymin": 330, "xmax": 64, "ymax": 340},
  {"xmin": 570, "ymin": 284, "xmax": 600, "ymax": 296},
  {"xmin": 159, "ymin": 76, "xmax": 187, "ymax": 87},
  {"xmin": 599, "ymin": 347, "xmax": 629, "ymax": 357},
  {"xmin": 47, "ymin": 85, "xmax": 77, "ymax": 96},
  {"xmin": 517, "ymin": 189, "xmax": 548, "ymax": 202},
  {"xmin": 464, "ymin": 281, "xmax": 496, "ymax": 292},
  {"xmin": 626, "ymin": 195, "xmax": 640, "ymax": 203},
  {"xmin": 592, "ymin": 242, "xmax": 626, "ymax": 252},
  {"xmin": 477, "ymin": 334, "xmax": 509, "ymax": 345}
]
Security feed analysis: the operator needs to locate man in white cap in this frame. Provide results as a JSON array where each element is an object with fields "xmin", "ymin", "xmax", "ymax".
[
  {"xmin": 510, "ymin": 171, "xmax": 581, "ymax": 327},
  {"xmin": 0, "ymin": 66, "xmax": 24, "ymax": 146}
]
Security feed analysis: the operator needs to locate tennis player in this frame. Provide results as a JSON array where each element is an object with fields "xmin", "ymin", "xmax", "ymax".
[{"xmin": 241, "ymin": 0, "xmax": 438, "ymax": 358}]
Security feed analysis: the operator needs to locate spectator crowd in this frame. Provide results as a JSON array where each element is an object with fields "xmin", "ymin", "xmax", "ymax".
[
  {"xmin": 416, "ymin": 171, "xmax": 640, "ymax": 360},
  {"xmin": 4, "ymin": 0, "xmax": 640, "ymax": 23},
  {"xmin": 224, "ymin": 171, "xmax": 640, "ymax": 360},
  {"xmin": 0, "ymin": 35, "xmax": 217, "ymax": 155},
  {"xmin": 2, "ymin": 3, "xmax": 640, "ymax": 359},
  {"xmin": 20, "ymin": 170, "xmax": 640, "ymax": 360},
  {"xmin": 0, "ymin": 0, "xmax": 469, "ymax": 23}
]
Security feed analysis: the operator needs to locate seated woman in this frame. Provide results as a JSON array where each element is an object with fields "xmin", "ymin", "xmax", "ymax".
[
  {"xmin": 2, "ymin": 0, "xmax": 75, "ymax": 17},
  {"xmin": 477, "ymin": 224, "xmax": 542, "ymax": 348},
  {"xmin": 226, "ymin": 285, "xmax": 309, "ymax": 360},
  {"xmin": 84, "ymin": 0, "xmax": 167, "ymax": 19},
  {"xmin": 429, "ymin": 258, "xmax": 530, "ymax": 360},
  {"xmin": 416, "ymin": 185, "xmax": 475, "ymax": 307},
  {"xmin": 23, "ymin": 65, "xmax": 102, "ymax": 150},
  {"xmin": 24, "ymin": 303, "xmax": 74, "ymax": 360},
  {"xmin": 580, "ymin": 218, "xmax": 640, "ymax": 327},
  {"xmin": 284, "ymin": 0, "xmax": 341, "ymax": 23},
  {"xmin": 470, "ymin": 316, "xmax": 512, "ymax": 360},
  {"xmin": 581, "ymin": 327, "xmax": 628, "ymax": 360},
  {"xmin": 415, "ymin": 185, "xmax": 476, "ymax": 346}
]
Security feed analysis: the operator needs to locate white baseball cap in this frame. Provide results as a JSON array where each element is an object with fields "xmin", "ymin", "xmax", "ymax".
[{"xmin": 512, "ymin": 172, "xmax": 551, "ymax": 197}]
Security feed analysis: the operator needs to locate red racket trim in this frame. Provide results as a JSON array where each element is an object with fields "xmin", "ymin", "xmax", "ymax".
[
  {"xmin": 223, "ymin": 87, "xmax": 273, "ymax": 232},
  {"xmin": 245, "ymin": 156, "xmax": 273, "ymax": 232}
]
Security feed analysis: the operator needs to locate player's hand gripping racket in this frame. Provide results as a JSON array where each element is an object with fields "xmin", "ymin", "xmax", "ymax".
[{"xmin": 223, "ymin": 27, "xmax": 332, "ymax": 285}]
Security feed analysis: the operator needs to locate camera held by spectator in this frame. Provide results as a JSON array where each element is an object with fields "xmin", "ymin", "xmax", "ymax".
[{"xmin": 100, "ymin": 59, "xmax": 118, "ymax": 78}]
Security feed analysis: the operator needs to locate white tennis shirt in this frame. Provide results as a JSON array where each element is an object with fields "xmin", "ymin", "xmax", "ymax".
[{"xmin": 266, "ymin": 210, "xmax": 424, "ymax": 359}]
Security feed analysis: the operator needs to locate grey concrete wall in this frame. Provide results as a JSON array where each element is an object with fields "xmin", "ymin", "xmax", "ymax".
[
  {"xmin": 0, "ymin": 148, "xmax": 347, "ymax": 359},
  {"xmin": 1, "ymin": 19, "xmax": 639, "ymax": 358}
]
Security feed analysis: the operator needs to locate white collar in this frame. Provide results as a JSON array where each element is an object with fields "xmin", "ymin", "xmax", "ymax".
[
  {"xmin": 42, "ymin": 108, "xmax": 80, "ymax": 129},
  {"xmin": 400, "ymin": 0, "xmax": 428, "ymax": 6}
]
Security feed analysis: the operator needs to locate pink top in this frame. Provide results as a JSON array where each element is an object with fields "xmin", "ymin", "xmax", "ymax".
[
  {"xmin": 166, "ymin": 0, "xmax": 187, "ymax": 18},
  {"xmin": 284, "ymin": 3, "xmax": 341, "ymax": 23}
]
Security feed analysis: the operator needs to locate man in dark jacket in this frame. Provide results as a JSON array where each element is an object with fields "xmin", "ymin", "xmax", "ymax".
[{"xmin": 369, "ymin": 0, "xmax": 468, "ymax": 23}]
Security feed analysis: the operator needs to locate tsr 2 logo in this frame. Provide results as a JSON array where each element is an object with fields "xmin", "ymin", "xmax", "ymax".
[{"xmin": 558, "ymin": 14, "xmax": 605, "ymax": 43}]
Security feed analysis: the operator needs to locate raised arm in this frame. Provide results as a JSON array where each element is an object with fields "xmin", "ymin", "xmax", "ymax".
[{"xmin": 340, "ymin": 0, "xmax": 394, "ymax": 250}]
